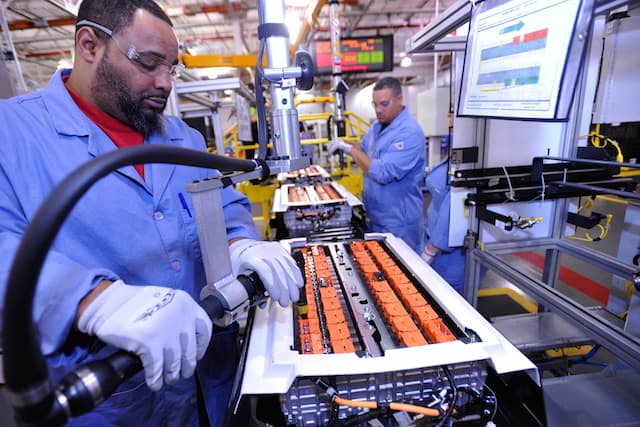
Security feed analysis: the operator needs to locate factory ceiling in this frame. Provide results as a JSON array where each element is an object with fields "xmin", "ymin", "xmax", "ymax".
[{"xmin": 1, "ymin": 0, "xmax": 459, "ymax": 92}]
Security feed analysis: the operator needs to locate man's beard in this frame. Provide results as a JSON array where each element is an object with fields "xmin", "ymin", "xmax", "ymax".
[{"xmin": 92, "ymin": 54, "xmax": 167, "ymax": 137}]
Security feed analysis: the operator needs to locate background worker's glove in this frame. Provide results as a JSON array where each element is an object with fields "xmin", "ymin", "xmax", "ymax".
[
  {"xmin": 327, "ymin": 139, "xmax": 352, "ymax": 155},
  {"xmin": 421, "ymin": 246, "xmax": 438, "ymax": 265},
  {"xmin": 229, "ymin": 239, "xmax": 303, "ymax": 307},
  {"xmin": 77, "ymin": 280, "xmax": 212, "ymax": 391}
]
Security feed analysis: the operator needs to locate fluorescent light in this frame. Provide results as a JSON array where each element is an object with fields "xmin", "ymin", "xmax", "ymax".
[{"xmin": 164, "ymin": 6, "xmax": 184, "ymax": 17}]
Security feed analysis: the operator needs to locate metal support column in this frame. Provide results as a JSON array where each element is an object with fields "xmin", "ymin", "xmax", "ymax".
[
  {"xmin": 257, "ymin": 0, "xmax": 305, "ymax": 172},
  {"xmin": 329, "ymin": 0, "xmax": 346, "ymax": 140}
]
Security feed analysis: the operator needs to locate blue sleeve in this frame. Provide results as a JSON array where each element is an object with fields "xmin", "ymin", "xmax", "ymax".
[
  {"xmin": 367, "ymin": 129, "xmax": 424, "ymax": 185},
  {"xmin": 0, "ymin": 169, "xmax": 118, "ymax": 355},
  {"xmin": 360, "ymin": 129, "xmax": 372, "ymax": 153},
  {"xmin": 221, "ymin": 185, "xmax": 258, "ymax": 241},
  {"xmin": 425, "ymin": 161, "xmax": 452, "ymax": 251},
  {"xmin": 427, "ymin": 189, "xmax": 451, "ymax": 250}
]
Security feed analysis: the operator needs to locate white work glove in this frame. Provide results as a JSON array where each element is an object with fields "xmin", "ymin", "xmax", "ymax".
[
  {"xmin": 229, "ymin": 239, "xmax": 303, "ymax": 307},
  {"xmin": 77, "ymin": 280, "xmax": 212, "ymax": 391},
  {"xmin": 327, "ymin": 139, "xmax": 352, "ymax": 155},
  {"xmin": 421, "ymin": 246, "xmax": 438, "ymax": 265}
]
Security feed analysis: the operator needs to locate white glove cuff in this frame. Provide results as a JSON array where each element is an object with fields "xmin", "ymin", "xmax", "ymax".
[
  {"xmin": 77, "ymin": 280, "xmax": 132, "ymax": 334},
  {"xmin": 229, "ymin": 238, "xmax": 258, "ymax": 258},
  {"xmin": 423, "ymin": 248, "xmax": 438, "ymax": 257},
  {"xmin": 229, "ymin": 238, "xmax": 258, "ymax": 274}
]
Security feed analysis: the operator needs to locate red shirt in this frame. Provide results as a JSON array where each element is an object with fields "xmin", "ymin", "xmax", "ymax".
[{"xmin": 64, "ymin": 77, "xmax": 145, "ymax": 178}]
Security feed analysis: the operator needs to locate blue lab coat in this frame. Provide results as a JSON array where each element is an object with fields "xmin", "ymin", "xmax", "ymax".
[
  {"xmin": 0, "ymin": 69, "xmax": 257, "ymax": 426},
  {"xmin": 360, "ymin": 106, "xmax": 426, "ymax": 252},
  {"xmin": 424, "ymin": 158, "xmax": 466, "ymax": 294}
]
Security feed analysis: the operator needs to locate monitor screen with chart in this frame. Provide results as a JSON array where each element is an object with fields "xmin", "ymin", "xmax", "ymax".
[{"xmin": 457, "ymin": 0, "xmax": 595, "ymax": 121}]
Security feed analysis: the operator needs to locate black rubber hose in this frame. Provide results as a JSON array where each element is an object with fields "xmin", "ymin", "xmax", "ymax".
[{"xmin": 2, "ymin": 145, "xmax": 258, "ymax": 424}]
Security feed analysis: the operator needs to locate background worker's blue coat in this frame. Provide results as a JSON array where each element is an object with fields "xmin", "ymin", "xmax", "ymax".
[
  {"xmin": 424, "ymin": 158, "xmax": 451, "ymax": 252},
  {"xmin": 360, "ymin": 106, "xmax": 426, "ymax": 252},
  {"xmin": 424, "ymin": 157, "xmax": 466, "ymax": 294},
  {"xmin": 0, "ymin": 69, "xmax": 257, "ymax": 426}
]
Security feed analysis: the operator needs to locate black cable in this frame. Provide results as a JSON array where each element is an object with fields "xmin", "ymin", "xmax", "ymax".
[
  {"xmin": 453, "ymin": 386, "xmax": 482, "ymax": 420},
  {"xmin": 328, "ymin": 398, "xmax": 341, "ymax": 427},
  {"xmin": 435, "ymin": 366, "xmax": 458, "ymax": 427},
  {"xmin": 482, "ymin": 383, "xmax": 498, "ymax": 423}
]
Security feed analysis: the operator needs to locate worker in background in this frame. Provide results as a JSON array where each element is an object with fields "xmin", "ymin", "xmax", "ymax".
[
  {"xmin": 0, "ymin": 1, "xmax": 302, "ymax": 426},
  {"xmin": 422, "ymin": 157, "xmax": 466, "ymax": 295},
  {"xmin": 328, "ymin": 77, "xmax": 426, "ymax": 252}
]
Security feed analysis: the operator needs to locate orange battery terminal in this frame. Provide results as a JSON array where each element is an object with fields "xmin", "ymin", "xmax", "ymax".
[
  {"xmin": 398, "ymin": 330, "xmax": 428, "ymax": 347},
  {"xmin": 390, "ymin": 315, "xmax": 420, "ymax": 334},
  {"xmin": 368, "ymin": 279, "xmax": 392, "ymax": 294},
  {"xmin": 425, "ymin": 319, "xmax": 456, "ymax": 343},
  {"xmin": 402, "ymin": 294, "xmax": 427, "ymax": 310},
  {"xmin": 331, "ymin": 339, "xmax": 355, "ymax": 353},
  {"xmin": 324, "ymin": 309, "xmax": 347, "ymax": 325},
  {"xmin": 326, "ymin": 323, "xmax": 351, "ymax": 340},
  {"xmin": 376, "ymin": 291, "xmax": 401, "ymax": 305},
  {"xmin": 381, "ymin": 301, "xmax": 409, "ymax": 318}
]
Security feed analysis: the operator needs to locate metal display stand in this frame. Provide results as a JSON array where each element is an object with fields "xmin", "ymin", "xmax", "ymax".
[
  {"xmin": 466, "ymin": 238, "xmax": 640, "ymax": 368},
  {"xmin": 466, "ymin": 238, "xmax": 640, "ymax": 426}
]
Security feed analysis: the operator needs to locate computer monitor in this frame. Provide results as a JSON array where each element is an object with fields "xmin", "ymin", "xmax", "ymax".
[
  {"xmin": 457, "ymin": 0, "xmax": 595, "ymax": 121},
  {"xmin": 312, "ymin": 35, "xmax": 394, "ymax": 75}
]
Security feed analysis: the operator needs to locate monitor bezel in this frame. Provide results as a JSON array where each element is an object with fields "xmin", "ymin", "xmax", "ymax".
[{"xmin": 456, "ymin": 0, "xmax": 595, "ymax": 122}]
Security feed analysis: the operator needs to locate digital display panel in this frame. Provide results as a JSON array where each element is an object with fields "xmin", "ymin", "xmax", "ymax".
[
  {"xmin": 457, "ymin": 0, "xmax": 594, "ymax": 120},
  {"xmin": 313, "ymin": 35, "xmax": 394, "ymax": 75}
]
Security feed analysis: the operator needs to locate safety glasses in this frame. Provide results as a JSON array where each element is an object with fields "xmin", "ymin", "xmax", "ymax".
[{"xmin": 76, "ymin": 19, "xmax": 184, "ymax": 78}]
